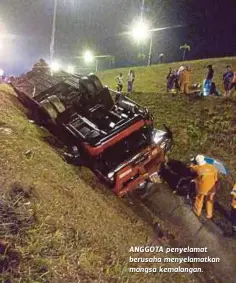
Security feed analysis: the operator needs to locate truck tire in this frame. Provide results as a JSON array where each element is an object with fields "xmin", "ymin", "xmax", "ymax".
[
  {"xmin": 80, "ymin": 77, "xmax": 96, "ymax": 98},
  {"xmin": 88, "ymin": 74, "xmax": 103, "ymax": 93}
]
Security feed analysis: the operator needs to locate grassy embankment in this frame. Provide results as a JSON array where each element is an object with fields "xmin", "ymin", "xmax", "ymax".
[
  {"xmin": 0, "ymin": 84, "xmax": 205, "ymax": 282},
  {"xmin": 99, "ymin": 57, "xmax": 236, "ymax": 216}
]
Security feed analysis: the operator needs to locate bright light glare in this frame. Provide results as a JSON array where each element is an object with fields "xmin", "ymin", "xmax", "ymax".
[
  {"xmin": 131, "ymin": 20, "xmax": 150, "ymax": 43},
  {"xmin": 50, "ymin": 61, "xmax": 61, "ymax": 72},
  {"xmin": 83, "ymin": 50, "xmax": 94, "ymax": 63},
  {"xmin": 67, "ymin": 65, "xmax": 75, "ymax": 74},
  {"xmin": 0, "ymin": 69, "xmax": 4, "ymax": 76}
]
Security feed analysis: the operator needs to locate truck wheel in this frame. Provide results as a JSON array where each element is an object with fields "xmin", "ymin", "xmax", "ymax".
[
  {"xmin": 88, "ymin": 74, "xmax": 103, "ymax": 93},
  {"xmin": 80, "ymin": 77, "xmax": 96, "ymax": 98}
]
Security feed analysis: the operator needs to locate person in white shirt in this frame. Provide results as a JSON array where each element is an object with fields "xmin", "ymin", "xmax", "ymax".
[
  {"xmin": 116, "ymin": 73, "xmax": 123, "ymax": 92},
  {"xmin": 127, "ymin": 70, "xmax": 134, "ymax": 94}
]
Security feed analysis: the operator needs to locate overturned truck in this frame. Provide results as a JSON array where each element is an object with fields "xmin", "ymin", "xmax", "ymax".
[{"xmin": 11, "ymin": 60, "xmax": 173, "ymax": 196}]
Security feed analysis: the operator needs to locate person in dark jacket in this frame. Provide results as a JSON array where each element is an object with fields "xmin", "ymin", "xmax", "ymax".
[
  {"xmin": 201, "ymin": 65, "xmax": 220, "ymax": 96},
  {"xmin": 223, "ymin": 65, "xmax": 233, "ymax": 96},
  {"xmin": 206, "ymin": 64, "xmax": 214, "ymax": 80},
  {"xmin": 166, "ymin": 68, "xmax": 174, "ymax": 92}
]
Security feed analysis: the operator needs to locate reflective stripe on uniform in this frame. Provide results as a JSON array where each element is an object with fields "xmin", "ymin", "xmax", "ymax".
[{"xmin": 231, "ymin": 198, "xmax": 236, "ymax": 209}]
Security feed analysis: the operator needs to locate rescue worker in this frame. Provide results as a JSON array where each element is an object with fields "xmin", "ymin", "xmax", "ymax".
[
  {"xmin": 180, "ymin": 66, "xmax": 191, "ymax": 94},
  {"xmin": 191, "ymin": 155, "xmax": 218, "ymax": 219},
  {"xmin": 158, "ymin": 53, "xmax": 164, "ymax": 64},
  {"xmin": 116, "ymin": 73, "xmax": 123, "ymax": 92},
  {"xmin": 223, "ymin": 65, "xmax": 233, "ymax": 96},
  {"xmin": 178, "ymin": 66, "xmax": 185, "ymax": 93},
  {"xmin": 230, "ymin": 184, "xmax": 236, "ymax": 236}
]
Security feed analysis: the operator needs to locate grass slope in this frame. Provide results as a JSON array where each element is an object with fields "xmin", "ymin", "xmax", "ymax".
[
  {"xmin": 0, "ymin": 85, "xmax": 205, "ymax": 282},
  {"xmin": 99, "ymin": 57, "xmax": 236, "ymax": 94},
  {"xmin": 99, "ymin": 57, "xmax": 236, "ymax": 217}
]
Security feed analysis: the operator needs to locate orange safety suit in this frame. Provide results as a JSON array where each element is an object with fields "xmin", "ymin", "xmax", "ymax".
[
  {"xmin": 180, "ymin": 69, "xmax": 191, "ymax": 94},
  {"xmin": 231, "ymin": 184, "xmax": 236, "ymax": 233},
  {"xmin": 231, "ymin": 184, "xmax": 236, "ymax": 209},
  {"xmin": 191, "ymin": 163, "xmax": 218, "ymax": 219}
]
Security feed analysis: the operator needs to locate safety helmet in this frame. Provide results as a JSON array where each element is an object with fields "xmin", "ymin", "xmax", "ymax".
[
  {"xmin": 231, "ymin": 190, "xmax": 236, "ymax": 196},
  {"xmin": 195, "ymin": 154, "xmax": 206, "ymax": 166},
  {"xmin": 231, "ymin": 184, "xmax": 236, "ymax": 195}
]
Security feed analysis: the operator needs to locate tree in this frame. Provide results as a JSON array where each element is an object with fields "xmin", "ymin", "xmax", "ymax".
[{"xmin": 180, "ymin": 44, "xmax": 191, "ymax": 61}]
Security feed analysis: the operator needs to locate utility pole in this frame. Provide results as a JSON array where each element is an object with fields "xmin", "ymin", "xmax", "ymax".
[
  {"xmin": 147, "ymin": 34, "xmax": 153, "ymax": 66},
  {"xmin": 141, "ymin": 0, "xmax": 145, "ymax": 20},
  {"xmin": 50, "ymin": 0, "xmax": 58, "ymax": 64},
  {"xmin": 95, "ymin": 59, "xmax": 98, "ymax": 72}
]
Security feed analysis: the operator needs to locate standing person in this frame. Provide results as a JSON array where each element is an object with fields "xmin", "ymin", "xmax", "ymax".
[
  {"xmin": 127, "ymin": 70, "xmax": 134, "ymax": 94},
  {"xmin": 159, "ymin": 53, "xmax": 164, "ymax": 64},
  {"xmin": 132, "ymin": 70, "xmax": 135, "ymax": 85},
  {"xmin": 206, "ymin": 64, "xmax": 214, "ymax": 81},
  {"xmin": 206, "ymin": 64, "xmax": 215, "ymax": 95},
  {"xmin": 116, "ymin": 73, "xmax": 123, "ymax": 92},
  {"xmin": 179, "ymin": 67, "xmax": 185, "ymax": 93},
  {"xmin": 174, "ymin": 69, "xmax": 180, "ymax": 93},
  {"xmin": 166, "ymin": 68, "xmax": 176, "ymax": 92},
  {"xmin": 229, "ymin": 70, "xmax": 236, "ymax": 96},
  {"xmin": 191, "ymin": 155, "xmax": 218, "ymax": 219},
  {"xmin": 166, "ymin": 67, "xmax": 172, "ymax": 92},
  {"xmin": 177, "ymin": 66, "xmax": 185, "ymax": 92},
  {"xmin": 201, "ymin": 65, "xmax": 214, "ymax": 96},
  {"xmin": 223, "ymin": 65, "xmax": 233, "ymax": 96},
  {"xmin": 180, "ymin": 66, "xmax": 191, "ymax": 94},
  {"xmin": 230, "ymin": 184, "xmax": 236, "ymax": 237}
]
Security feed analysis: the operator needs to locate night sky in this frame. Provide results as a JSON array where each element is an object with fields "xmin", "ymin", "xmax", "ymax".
[{"xmin": 1, "ymin": 0, "xmax": 236, "ymax": 74}]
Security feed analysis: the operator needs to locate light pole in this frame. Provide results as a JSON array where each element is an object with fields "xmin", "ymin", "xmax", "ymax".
[
  {"xmin": 95, "ymin": 59, "xmax": 99, "ymax": 72},
  {"xmin": 131, "ymin": 20, "xmax": 150, "ymax": 44},
  {"xmin": 50, "ymin": 0, "xmax": 58, "ymax": 64},
  {"xmin": 147, "ymin": 34, "xmax": 153, "ymax": 66},
  {"xmin": 141, "ymin": 0, "xmax": 145, "ymax": 20}
]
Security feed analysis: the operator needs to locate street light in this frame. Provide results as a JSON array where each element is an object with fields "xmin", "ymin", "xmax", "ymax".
[
  {"xmin": 131, "ymin": 20, "xmax": 150, "ymax": 43},
  {"xmin": 129, "ymin": 19, "xmax": 184, "ymax": 66},
  {"xmin": 83, "ymin": 50, "xmax": 94, "ymax": 63}
]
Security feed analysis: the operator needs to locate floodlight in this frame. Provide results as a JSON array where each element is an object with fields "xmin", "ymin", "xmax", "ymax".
[
  {"xmin": 50, "ymin": 61, "xmax": 61, "ymax": 72},
  {"xmin": 83, "ymin": 50, "xmax": 94, "ymax": 63},
  {"xmin": 131, "ymin": 20, "xmax": 150, "ymax": 43}
]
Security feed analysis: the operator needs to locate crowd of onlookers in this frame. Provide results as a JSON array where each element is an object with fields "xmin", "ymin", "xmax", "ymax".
[
  {"xmin": 115, "ymin": 64, "xmax": 236, "ymax": 98},
  {"xmin": 166, "ymin": 64, "xmax": 236, "ymax": 97},
  {"xmin": 115, "ymin": 70, "xmax": 135, "ymax": 94}
]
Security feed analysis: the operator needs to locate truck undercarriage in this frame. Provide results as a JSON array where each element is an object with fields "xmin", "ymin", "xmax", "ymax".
[{"xmin": 11, "ymin": 60, "xmax": 173, "ymax": 196}]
